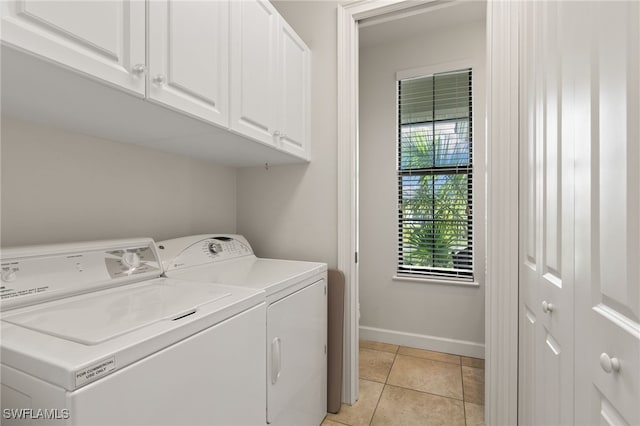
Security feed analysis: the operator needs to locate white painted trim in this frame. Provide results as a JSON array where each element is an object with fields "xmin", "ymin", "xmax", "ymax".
[
  {"xmin": 338, "ymin": 2, "xmax": 519, "ymax": 419},
  {"xmin": 342, "ymin": 0, "xmax": 438, "ymax": 22},
  {"xmin": 359, "ymin": 1, "xmax": 460, "ymax": 29},
  {"xmin": 485, "ymin": 1, "xmax": 519, "ymax": 425},
  {"xmin": 360, "ymin": 326, "xmax": 485, "ymax": 358},
  {"xmin": 395, "ymin": 59, "xmax": 475, "ymax": 81},
  {"xmin": 337, "ymin": 2, "xmax": 360, "ymax": 406},
  {"xmin": 392, "ymin": 275, "xmax": 480, "ymax": 287}
]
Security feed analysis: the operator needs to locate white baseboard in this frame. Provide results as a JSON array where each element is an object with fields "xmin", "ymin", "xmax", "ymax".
[{"xmin": 359, "ymin": 326, "xmax": 485, "ymax": 359}]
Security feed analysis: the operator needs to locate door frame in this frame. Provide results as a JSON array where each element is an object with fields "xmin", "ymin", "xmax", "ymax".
[{"xmin": 336, "ymin": 0, "xmax": 520, "ymax": 423}]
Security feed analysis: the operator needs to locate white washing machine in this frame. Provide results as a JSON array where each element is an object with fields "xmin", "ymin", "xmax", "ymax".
[
  {"xmin": 0, "ymin": 238, "xmax": 266, "ymax": 426},
  {"xmin": 158, "ymin": 234, "xmax": 327, "ymax": 426}
]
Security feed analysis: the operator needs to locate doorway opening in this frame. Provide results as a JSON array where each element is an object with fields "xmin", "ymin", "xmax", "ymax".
[{"xmin": 337, "ymin": 1, "xmax": 520, "ymax": 423}]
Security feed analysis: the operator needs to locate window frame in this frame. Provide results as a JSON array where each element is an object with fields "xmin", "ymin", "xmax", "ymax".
[{"xmin": 395, "ymin": 62, "xmax": 478, "ymax": 284}]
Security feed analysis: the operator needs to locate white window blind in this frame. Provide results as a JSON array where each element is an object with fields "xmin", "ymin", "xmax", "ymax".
[{"xmin": 397, "ymin": 68, "xmax": 473, "ymax": 281}]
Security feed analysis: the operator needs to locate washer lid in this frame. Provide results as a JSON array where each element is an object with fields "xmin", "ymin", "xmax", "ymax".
[
  {"xmin": 3, "ymin": 280, "xmax": 230, "ymax": 345},
  {"xmin": 166, "ymin": 257, "xmax": 327, "ymax": 299}
]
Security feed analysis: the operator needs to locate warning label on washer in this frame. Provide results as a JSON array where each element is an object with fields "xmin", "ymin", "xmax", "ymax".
[
  {"xmin": 0, "ymin": 286, "xmax": 49, "ymax": 300},
  {"xmin": 75, "ymin": 357, "xmax": 116, "ymax": 387}
]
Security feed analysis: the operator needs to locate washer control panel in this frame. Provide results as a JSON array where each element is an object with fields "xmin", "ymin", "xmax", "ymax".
[
  {"xmin": 1, "ymin": 239, "xmax": 162, "ymax": 311},
  {"xmin": 158, "ymin": 235, "xmax": 254, "ymax": 271},
  {"xmin": 104, "ymin": 246, "xmax": 159, "ymax": 278}
]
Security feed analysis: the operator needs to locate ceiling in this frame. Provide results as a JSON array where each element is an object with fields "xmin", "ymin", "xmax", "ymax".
[{"xmin": 359, "ymin": 1, "xmax": 486, "ymax": 50}]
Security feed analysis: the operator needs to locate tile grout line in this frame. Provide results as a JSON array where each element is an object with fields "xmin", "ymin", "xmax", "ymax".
[
  {"xmin": 329, "ymin": 419, "xmax": 351, "ymax": 426},
  {"xmin": 461, "ymin": 364, "xmax": 468, "ymax": 426},
  {"xmin": 398, "ymin": 353, "xmax": 463, "ymax": 366},
  {"xmin": 368, "ymin": 348, "xmax": 398, "ymax": 425},
  {"xmin": 398, "ymin": 346, "xmax": 464, "ymax": 366},
  {"xmin": 382, "ymin": 383, "xmax": 465, "ymax": 404}
]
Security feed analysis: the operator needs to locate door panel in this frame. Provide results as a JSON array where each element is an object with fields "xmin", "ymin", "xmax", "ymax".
[
  {"xmin": 519, "ymin": 1, "xmax": 574, "ymax": 425},
  {"xmin": 518, "ymin": 3, "xmax": 537, "ymax": 423},
  {"xmin": 148, "ymin": 0, "xmax": 229, "ymax": 127},
  {"xmin": 19, "ymin": 2, "xmax": 119, "ymax": 57},
  {"xmin": 1, "ymin": 0, "xmax": 145, "ymax": 95},
  {"xmin": 519, "ymin": 308, "xmax": 536, "ymax": 425},
  {"xmin": 572, "ymin": 1, "xmax": 640, "ymax": 425},
  {"xmin": 539, "ymin": 330, "xmax": 561, "ymax": 425},
  {"xmin": 599, "ymin": 396, "xmax": 630, "ymax": 426}
]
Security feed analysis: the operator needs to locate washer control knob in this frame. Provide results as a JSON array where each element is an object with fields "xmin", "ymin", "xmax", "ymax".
[
  {"xmin": 1, "ymin": 270, "xmax": 16, "ymax": 282},
  {"xmin": 121, "ymin": 252, "xmax": 141, "ymax": 269},
  {"xmin": 208, "ymin": 242, "xmax": 222, "ymax": 255}
]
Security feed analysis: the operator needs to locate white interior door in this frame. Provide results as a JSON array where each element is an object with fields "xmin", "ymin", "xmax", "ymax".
[
  {"xmin": 571, "ymin": 2, "xmax": 640, "ymax": 425},
  {"xmin": 1, "ymin": 0, "xmax": 145, "ymax": 95},
  {"xmin": 518, "ymin": 2, "xmax": 575, "ymax": 425},
  {"xmin": 148, "ymin": 0, "xmax": 229, "ymax": 127},
  {"xmin": 520, "ymin": 1, "xmax": 640, "ymax": 425}
]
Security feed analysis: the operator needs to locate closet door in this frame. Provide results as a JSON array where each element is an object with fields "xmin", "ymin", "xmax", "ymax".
[
  {"xmin": 518, "ymin": 1, "xmax": 575, "ymax": 424},
  {"xmin": 520, "ymin": 2, "xmax": 640, "ymax": 425},
  {"xmin": 571, "ymin": 1, "xmax": 640, "ymax": 425}
]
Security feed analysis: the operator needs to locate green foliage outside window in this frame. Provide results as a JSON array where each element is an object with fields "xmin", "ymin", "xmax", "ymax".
[{"xmin": 399, "ymin": 121, "xmax": 472, "ymax": 275}]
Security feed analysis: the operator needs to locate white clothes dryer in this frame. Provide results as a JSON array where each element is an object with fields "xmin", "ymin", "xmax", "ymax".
[
  {"xmin": 0, "ymin": 238, "xmax": 266, "ymax": 426},
  {"xmin": 158, "ymin": 234, "xmax": 327, "ymax": 426}
]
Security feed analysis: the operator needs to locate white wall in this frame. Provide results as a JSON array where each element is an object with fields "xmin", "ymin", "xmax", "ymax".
[
  {"xmin": 358, "ymin": 19, "xmax": 486, "ymax": 355},
  {"xmin": 236, "ymin": 1, "xmax": 339, "ymax": 266},
  {"xmin": 1, "ymin": 118, "xmax": 237, "ymax": 247}
]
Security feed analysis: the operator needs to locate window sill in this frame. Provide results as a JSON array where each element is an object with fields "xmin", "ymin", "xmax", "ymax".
[{"xmin": 392, "ymin": 275, "xmax": 480, "ymax": 288}]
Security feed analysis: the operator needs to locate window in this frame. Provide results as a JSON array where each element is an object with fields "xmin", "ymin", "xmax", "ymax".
[{"xmin": 397, "ymin": 68, "xmax": 473, "ymax": 281}]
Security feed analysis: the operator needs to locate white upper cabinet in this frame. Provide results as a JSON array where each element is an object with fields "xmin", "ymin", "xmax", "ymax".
[
  {"xmin": 230, "ymin": 0, "xmax": 278, "ymax": 147},
  {"xmin": 147, "ymin": 1, "xmax": 229, "ymax": 127},
  {"xmin": 278, "ymin": 20, "xmax": 310, "ymax": 159},
  {"xmin": 230, "ymin": 0, "xmax": 311, "ymax": 159},
  {"xmin": 1, "ymin": 0, "xmax": 146, "ymax": 96},
  {"xmin": 1, "ymin": 0, "xmax": 311, "ymax": 164}
]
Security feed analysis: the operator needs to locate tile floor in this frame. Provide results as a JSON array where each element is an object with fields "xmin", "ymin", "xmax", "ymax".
[{"xmin": 323, "ymin": 340, "xmax": 484, "ymax": 426}]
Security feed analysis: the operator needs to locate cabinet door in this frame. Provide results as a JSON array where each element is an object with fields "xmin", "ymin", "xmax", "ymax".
[
  {"xmin": 148, "ymin": 1, "xmax": 229, "ymax": 127},
  {"xmin": 1, "ymin": 0, "xmax": 145, "ymax": 96},
  {"xmin": 230, "ymin": 0, "xmax": 278, "ymax": 146},
  {"xmin": 277, "ymin": 20, "xmax": 310, "ymax": 160},
  {"xmin": 267, "ymin": 279, "xmax": 327, "ymax": 426}
]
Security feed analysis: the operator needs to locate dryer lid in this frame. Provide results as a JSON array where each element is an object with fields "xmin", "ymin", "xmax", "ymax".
[{"xmin": 3, "ymin": 279, "xmax": 230, "ymax": 345}]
